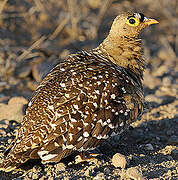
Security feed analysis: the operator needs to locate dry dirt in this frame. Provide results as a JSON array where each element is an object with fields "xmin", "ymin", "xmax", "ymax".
[{"xmin": 0, "ymin": 0, "xmax": 177, "ymax": 179}]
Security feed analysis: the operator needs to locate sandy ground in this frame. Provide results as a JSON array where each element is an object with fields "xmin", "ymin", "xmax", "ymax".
[{"xmin": 0, "ymin": 0, "xmax": 177, "ymax": 179}]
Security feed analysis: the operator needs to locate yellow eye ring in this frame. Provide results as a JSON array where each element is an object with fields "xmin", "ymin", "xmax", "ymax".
[{"xmin": 126, "ymin": 17, "xmax": 140, "ymax": 27}]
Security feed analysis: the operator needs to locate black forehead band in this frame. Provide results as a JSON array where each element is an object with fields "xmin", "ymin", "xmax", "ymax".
[
  {"xmin": 139, "ymin": 13, "xmax": 145, "ymax": 22},
  {"xmin": 127, "ymin": 13, "xmax": 145, "ymax": 22}
]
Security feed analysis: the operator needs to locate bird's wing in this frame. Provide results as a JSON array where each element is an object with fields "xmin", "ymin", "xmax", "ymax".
[{"xmin": 0, "ymin": 54, "xmax": 143, "ymax": 170}]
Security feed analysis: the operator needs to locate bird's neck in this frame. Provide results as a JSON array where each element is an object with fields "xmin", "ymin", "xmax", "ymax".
[{"xmin": 93, "ymin": 35, "xmax": 146, "ymax": 78}]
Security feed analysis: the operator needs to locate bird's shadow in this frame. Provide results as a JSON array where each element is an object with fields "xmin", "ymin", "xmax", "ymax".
[
  {"xmin": 0, "ymin": 103, "xmax": 177, "ymax": 179},
  {"xmin": 98, "ymin": 112, "xmax": 177, "ymax": 178}
]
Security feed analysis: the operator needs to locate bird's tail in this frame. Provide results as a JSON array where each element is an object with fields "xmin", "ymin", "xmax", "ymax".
[
  {"xmin": 0, "ymin": 154, "xmax": 18, "ymax": 172},
  {"xmin": 0, "ymin": 145, "xmax": 41, "ymax": 172}
]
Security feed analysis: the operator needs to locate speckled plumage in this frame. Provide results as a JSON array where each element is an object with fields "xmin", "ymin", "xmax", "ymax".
[{"xmin": 0, "ymin": 12, "xmax": 158, "ymax": 172}]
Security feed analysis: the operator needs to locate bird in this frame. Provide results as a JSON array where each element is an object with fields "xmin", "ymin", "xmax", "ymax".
[{"xmin": 0, "ymin": 12, "xmax": 158, "ymax": 172}]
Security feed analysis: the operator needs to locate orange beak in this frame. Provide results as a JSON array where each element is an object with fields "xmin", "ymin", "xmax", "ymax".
[{"xmin": 144, "ymin": 18, "xmax": 159, "ymax": 26}]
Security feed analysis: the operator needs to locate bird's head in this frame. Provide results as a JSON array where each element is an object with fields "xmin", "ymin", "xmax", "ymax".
[
  {"xmin": 109, "ymin": 12, "xmax": 159, "ymax": 38},
  {"xmin": 97, "ymin": 12, "xmax": 159, "ymax": 76}
]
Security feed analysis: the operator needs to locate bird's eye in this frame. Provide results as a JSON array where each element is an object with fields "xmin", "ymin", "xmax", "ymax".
[
  {"xmin": 129, "ymin": 18, "xmax": 135, "ymax": 24},
  {"xmin": 126, "ymin": 17, "xmax": 140, "ymax": 27}
]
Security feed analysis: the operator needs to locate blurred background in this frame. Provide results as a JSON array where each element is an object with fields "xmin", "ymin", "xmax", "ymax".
[
  {"xmin": 0, "ymin": 0, "xmax": 177, "ymax": 98},
  {"xmin": 0, "ymin": 1, "xmax": 177, "ymax": 179}
]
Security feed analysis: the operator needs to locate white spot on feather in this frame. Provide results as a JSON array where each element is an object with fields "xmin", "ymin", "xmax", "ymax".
[
  {"xmin": 97, "ymin": 81, "xmax": 101, "ymax": 85},
  {"xmin": 78, "ymin": 136, "xmax": 83, "ymax": 141},
  {"xmin": 71, "ymin": 118, "xmax": 77, "ymax": 122},
  {"xmin": 41, "ymin": 154, "xmax": 58, "ymax": 161},
  {"xmin": 111, "ymin": 94, "xmax": 116, "ymax": 99},
  {"xmin": 38, "ymin": 150, "xmax": 49, "ymax": 157},
  {"xmin": 60, "ymin": 68, "xmax": 65, "ymax": 71},
  {"xmin": 66, "ymin": 144, "xmax": 74, "ymax": 149},
  {"xmin": 77, "ymin": 127, "xmax": 82, "ymax": 131},
  {"xmin": 62, "ymin": 144, "xmax": 66, "ymax": 150},
  {"xmin": 84, "ymin": 138, "xmax": 88, "ymax": 142},
  {"xmin": 98, "ymin": 119, "xmax": 104, "ymax": 126},
  {"xmin": 95, "ymin": 90, "xmax": 100, "ymax": 94},
  {"xmin": 93, "ymin": 102, "xmax": 98, "ymax": 108},
  {"xmin": 96, "ymin": 135, "xmax": 102, "ymax": 139},
  {"xmin": 83, "ymin": 122, "xmax": 89, "ymax": 126},
  {"xmin": 61, "ymin": 83, "xmax": 66, "ymax": 87},
  {"xmin": 120, "ymin": 122, "xmax": 124, "ymax": 127},
  {"xmin": 65, "ymin": 94, "xmax": 70, "ymax": 98},
  {"xmin": 68, "ymin": 133, "xmax": 73, "ymax": 141},
  {"xmin": 108, "ymin": 124, "xmax": 115, "ymax": 129},
  {"xmin": 122, "ymin": 87, "xmax": 126, "ymax": 93},
  {"xmin": 60, "ymin": 126, "xmax": 64, "ymax": 133},
  {"xmin": 88, "ymin": 68, "xmax": 93, "ymax": 70},
  {"xmin": 102, "ymin": 134, "xmax": 109, "ymax": 139},
  {"xmin": 69, "ymin": 122, "xmax": 74, "ymax": 128},
  {"xmin": 73, "ymin": 104, "xmax": 79, "ymax": 110},
  {"xmin": 120, "ymin": 110, "xmax": 124, "ymax": 113},
  {"xmin": 83, "ymin": 131, "xmax": 89, "ymax": 137},
  {"xmin": 115, "ymin": 112, "xmax": 119, "ymax": 115},
  {"xmin": 54, "ymin": 142, "xmax": 60, "ymax": 147},
  {"xmin": 104, "ymin": 99, "xmax": 108, "ymax": 103},
  {"xmin": 50, "ymin": 123, "xmax": 57, "ymax": 129}
]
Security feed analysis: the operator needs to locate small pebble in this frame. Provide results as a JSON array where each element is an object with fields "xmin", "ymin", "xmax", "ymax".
[
  {"xmin": 171, "ymin": 149, "xmax": 178, "ymax": 160},
  {"xmin": 8, "ymin": 97, "xmax": 28, "ymax": 105},
  {"xmin": 112, "ymin": 153, "xmax": 127, "ymax": 168},
  {"xmin": 167, "ymin": 135, "xmax": 178, "ymax": 145},
  {"xmin": 167, "ymin": 155, "xmax": 173, "ymax": 161},
  {"xmin": 0, "ymin": 97, "xmax": 28, "ymax": 123},
  {"xmin": 55, "ymin": 162, "xmax": 66, "ymax": 171},
  {"xmin": 32, "ymin": 172, "xmax": 39, "ymax": 179},
  {"xmin": 126, "ymin": 167, "xmax": 144, "ymax": 180},
  {"xmin": 145, "ymin": 144, "xmax": 154, "ymax": 151},
  {"xmin": 156, "ymin": 137, "xmax": 160, "ymax": 141},
  {"xmin": 104, "ymin": 167, "xmax": 110, "ymax": 174}
]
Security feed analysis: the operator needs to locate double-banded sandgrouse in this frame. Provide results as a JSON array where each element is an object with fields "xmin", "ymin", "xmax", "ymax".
[{"xmin": 0, "ymin": 12, "xmax": 158, "ymax": 172}]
